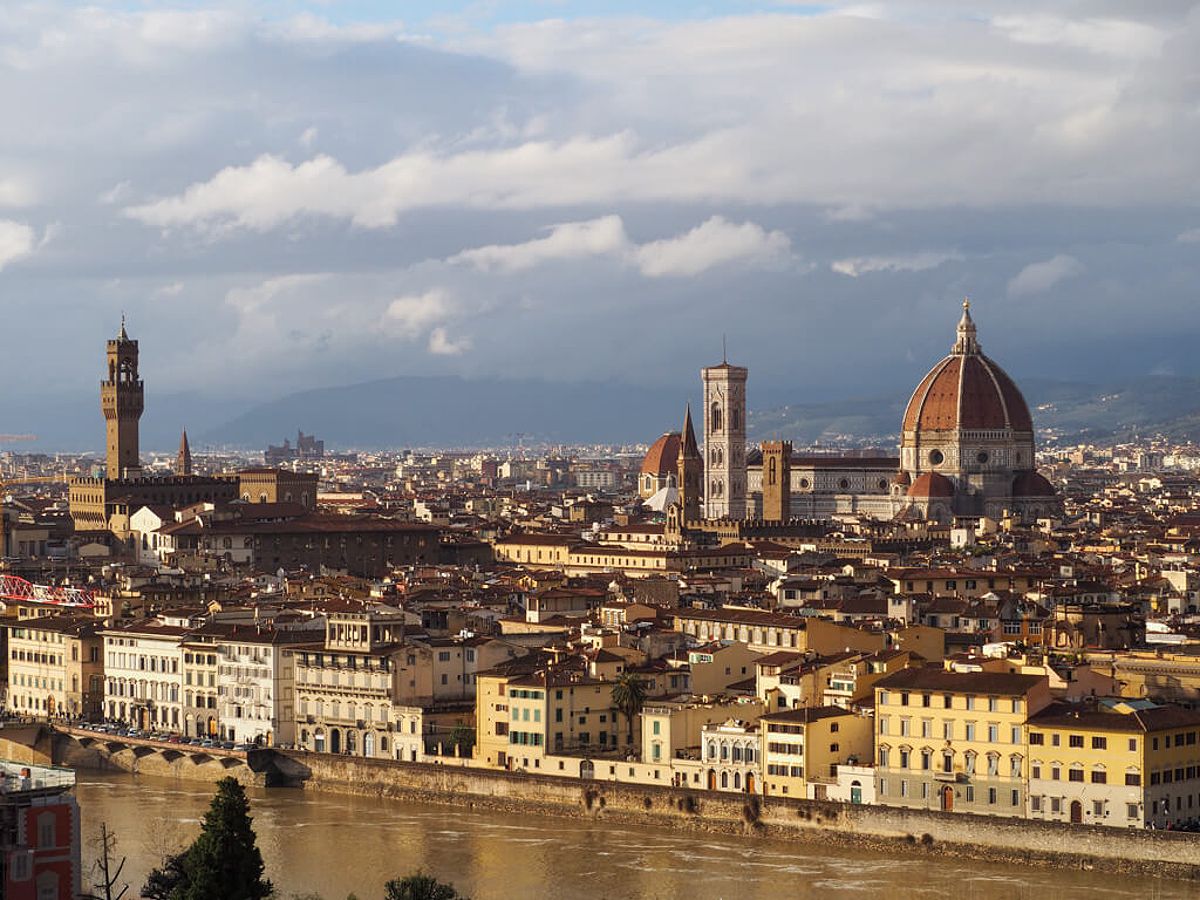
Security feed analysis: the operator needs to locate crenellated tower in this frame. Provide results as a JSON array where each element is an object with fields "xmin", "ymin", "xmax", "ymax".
[{"xmin": 101, "ymin": 317, "xmax": 144, "ymax": 479}]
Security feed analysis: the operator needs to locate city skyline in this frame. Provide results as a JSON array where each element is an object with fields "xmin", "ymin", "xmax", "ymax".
[{"xmin": 0, "ymin": 1, "xmax": 1197, "ymax": 414}]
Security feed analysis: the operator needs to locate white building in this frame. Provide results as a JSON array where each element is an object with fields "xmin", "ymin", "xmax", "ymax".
[
  {"xmin": 101, "ymin": 619, "xmax": 189, "ymax": 732},
  {"xmin": 216, "ymin": 626, "xmax": 318, "ymax": 746}
]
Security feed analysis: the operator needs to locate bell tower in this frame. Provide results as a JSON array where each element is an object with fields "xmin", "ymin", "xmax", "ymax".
[
  {"xmin": 702, "ymin": 358, "xmax": 748, "ymax": 519},
  {"xmin": 761, "ymin": 440, "xmax": 792, "ymax": 522},
  {"xmin": 101, "ymin": 317, "xmax": 144, "ymax": 480}
]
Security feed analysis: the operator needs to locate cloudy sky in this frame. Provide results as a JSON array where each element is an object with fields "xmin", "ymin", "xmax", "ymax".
[{"xmin": 2, "ymin": 0, "xmax": 1199, "ymax": 431}]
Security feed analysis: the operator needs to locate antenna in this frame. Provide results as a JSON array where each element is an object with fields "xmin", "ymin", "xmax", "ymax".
[{"xmin": 722, "ymin": 334, "xmax": 727, "ymax": 365}]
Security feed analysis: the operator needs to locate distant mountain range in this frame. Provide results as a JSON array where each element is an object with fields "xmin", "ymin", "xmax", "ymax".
[
  {"xmin": 746, "ymin": 376, "xmax": 1200, "ymax": 447},
  {"xmin": 6, "ymin": 374, "xmax": 1200, "ymax": 453}
]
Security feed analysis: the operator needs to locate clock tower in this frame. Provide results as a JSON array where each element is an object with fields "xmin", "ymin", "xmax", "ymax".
[{"xmin": 101, "ymin": 317, "xmax": 144, "ymax": 480}]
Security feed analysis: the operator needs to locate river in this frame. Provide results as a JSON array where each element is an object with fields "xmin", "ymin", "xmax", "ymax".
[{"xmin": 75, "ymin": 772, "xmax": 1188, "ymax": 900}]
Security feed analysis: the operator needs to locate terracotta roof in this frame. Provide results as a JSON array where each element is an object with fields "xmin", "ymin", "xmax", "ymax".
[
  {"xmin": 907, "ymin": 472, "xmax": 955, "ymax": 498},
  {"xmin": 875, "ymin": 666, "xmax": 1045, "ymax": 696},
  {"xmin": 641, "ymin": 432, "xmax": 681, "ymax": 476},
  {"xmin": 1012, "ymin": 471, "xmax": 1057, "ymax": 497}
]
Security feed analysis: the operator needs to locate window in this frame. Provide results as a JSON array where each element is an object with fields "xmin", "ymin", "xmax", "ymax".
[
  {"xmin": 1091, "ymin": 736, "xmax": 1107, "ymax": 750},
  {"xmin": 1069, "ymin": 735, "xmax": 1084, "ymax": 749},
  {"xmin": 1050, "ymin": 797, "xmax": 1062, "ymax": 814},
  {"xmin": 988, "ymin": 788, "xmax": 996, "ymax": 805},
  {"xmin": 1128, "ymin": 738, "xmax": 1137, "ymax": 752},
  {"xmin": 1125, "ymin": 772, "xmax": 1141, "ymax": 786},
  {"xmin": 1127, "ymin": 803, "xmax": 1139, "ymax": 820},
  {"xmin": 1093, "ymin": 800, "xmax": 1104, "ymax": 817},
  {"xmin": 1031, "ymin": 795, "xmax": 1042, "ymax": 812},
  {"xmin": 1091, "ymin": 769, "xmax": 1107, "ymax": 784},
  {"xmin": 1029, "ymin": 732, "xmax": 1044, "ymax": 746},
  {"xmin": 1069, "ymin": 768, "xmax": 1084, "ymax": 783},
  {"xmin": 37, "ymin": 812, "xmax": 56, "ymax": 848}
]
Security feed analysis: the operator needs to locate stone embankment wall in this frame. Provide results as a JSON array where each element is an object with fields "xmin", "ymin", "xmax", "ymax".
[{"xmin": 279, "ymin": 750, "xmax": 1200, "ymax": 881}]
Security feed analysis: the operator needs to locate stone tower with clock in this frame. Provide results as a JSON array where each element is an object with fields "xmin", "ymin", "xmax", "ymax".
[{"xmin": 702, "ymin": 358, "xmax": 748, "ymax": 520}]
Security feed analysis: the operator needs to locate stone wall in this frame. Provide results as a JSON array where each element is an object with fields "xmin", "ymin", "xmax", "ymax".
[{"xmin": 277, "ymin": 750, "xmax": 1200, "ymax": 880}]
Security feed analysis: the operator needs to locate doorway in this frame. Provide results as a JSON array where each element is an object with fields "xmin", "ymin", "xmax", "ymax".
[
  {"xmin": 1070, "ymin": 800, "xmax": 1082, "ymax": 824},
  {"xmin": 941, "ymin": 786, "xmax": 954, "ymax": 812}
]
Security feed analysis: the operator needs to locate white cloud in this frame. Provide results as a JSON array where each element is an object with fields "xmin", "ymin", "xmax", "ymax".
[
  {"xmin": 831, "ymin": 251, "xmax": 961, "ymax": 277},
  {"xmin": 449, "ymin": 215, "xmax": 629, "ymax": 272},
  {"xmin": 0, "ymin": 178, "xmax": 35, "ymax": 208},
  {"xmin": 154, "ymin": 281, "xmax": 185, "ymax": 298},
  {"xmin": 428, "ymin": 326, "xmax": 472, "ymax": 355},
  {"xmin": 991, "ymin": 14, "xmax": 1168, "ymax": 60},
  {"xmin": 1177, "ymin": 228, "xmax": 1200, "ymax": 244},
  {"xmin": 0, "ymin": 220, "xmax": 37, "ymax": 271},
  {"xmin": 634, "ymin": 216, "xmax": 791, "ymax": 278},
  {"xmin": 1007, "ymin": 254, "xmax": 1085, "ymax": 296},
  {"xmin": 448, "ymin": 214, "xmax": 790, "ymax": 278},
  {"xmin": 299, "ymin": 126, "xmax": 319, "ymax": 149},
  {"xmin": 382, "ymin": 289, "xmax": 455, "ymax": 338}
]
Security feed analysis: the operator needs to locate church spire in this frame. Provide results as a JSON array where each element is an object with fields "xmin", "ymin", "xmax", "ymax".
[
  {"xmin": 176, "ymin": 429, "xmax": 193, "ymax": 476},
  {"xmin": 953, "ymin": 297, "xmax": 979, "ymax": 355},
  {"xmin": 118, "ymin": 313, "xmax": 128, "ymax": 342},
  {"xmin": 680, "ymin": 402, "xmax": 700, "ymax": 459}
]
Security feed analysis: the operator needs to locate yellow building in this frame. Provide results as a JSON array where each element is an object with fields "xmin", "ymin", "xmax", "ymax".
[
  {"xmin": 760, "ymin": 705, "xmax": 874, "ymax": 799},
  {"xmin": 874, "ymin": 666, "xmax": 1052, "ymax": 816},
  {"xmin": 5, "ymin": 614, "xmax": 104, "ymax": 720},
  {"xmin": 475, "ymin": 660, "xmax": 620, "ymax": 772},
  {"xmin": 674, "ymin": 607, "xmax": 886, "ymax": 656},
  {"xmin": 1027, "ymin": 699, "xmax": 1200, "ymax": 829},
  {"xmin": 640, "ymin": 695, "xmax": 765, "ymax": 773}
]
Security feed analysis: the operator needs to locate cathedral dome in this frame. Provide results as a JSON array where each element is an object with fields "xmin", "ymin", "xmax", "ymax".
[
  {"xmin": 908, "ymin": 472, "xmax": 955, "ymax": 498},
  {"xmin": 902, "ymin": 302, "xmax": 1032, "ymax": 434},
  {"xmin": 642, "ymin": 432, "xmax": 681, "ymax": 476}
]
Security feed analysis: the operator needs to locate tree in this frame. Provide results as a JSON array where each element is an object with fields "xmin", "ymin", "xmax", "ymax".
[
  {"xmin": 446, "ymin": 724, "xmax": 474, "ymax": 756},
  {"xmin": 149, "ymin": 777, "xmax": 273, "ymax": 900},
  {"xmin": 611, "ymin": 672, "xmax": 649, "ymax": 748},
  {"xmin": 141, "ymin": 852, "xmax": 186, "ymax": 900},
  {"xmin": 85, "ymin": 822, "xmax": 129, "ymax": 900},
  {"xmin": 384, "ymin": 872, "xmax": 467, "ymax": 900}
]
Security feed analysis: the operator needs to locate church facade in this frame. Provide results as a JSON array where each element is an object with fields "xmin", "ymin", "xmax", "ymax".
[{"xmin": 650, "ymin": 302, "xmax": 1060, "ymax": 528}]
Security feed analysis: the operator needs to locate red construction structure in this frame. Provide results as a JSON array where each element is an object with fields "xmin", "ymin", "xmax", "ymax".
[{"xmin": 0, "ymin": 575, "xmax": 94, "ymax": 608}]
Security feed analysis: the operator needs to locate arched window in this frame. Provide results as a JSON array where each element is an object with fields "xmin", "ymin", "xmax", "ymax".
[
  {"xmin": 720, "ymin": 771, "xmax": 729, "ymax": 789},
  {"xmin": 710, "ymin": 402, "xmax": 722, "ymax": 433}
]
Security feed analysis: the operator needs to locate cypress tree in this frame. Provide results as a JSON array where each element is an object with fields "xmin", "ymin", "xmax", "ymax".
[{"xmin": 173, "ymin": 777, "xmax": 272, "ymax": 900}]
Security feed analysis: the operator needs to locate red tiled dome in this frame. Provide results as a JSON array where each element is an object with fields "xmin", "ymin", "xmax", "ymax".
[
  {"xmin": 908, "ymin": 472, "xmax": 955, "ymax": 498},
  {"xmin": 641, "ymin": 432, "xmax": 681, "ymax": 476},
  {"xmin": 1012, "ymin": 471, "xmax": 1056, "ymax": 497},
  {"xmin": 903, "ymin": 354, "xmax": 1032, "ymax": 433},
  {"xmin": 902, "ymin": 302, "xmax": 1033, "ymax": 434}
]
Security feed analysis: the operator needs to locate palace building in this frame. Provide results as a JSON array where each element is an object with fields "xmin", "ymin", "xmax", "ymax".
[{"xmin": 647, "ymin": 302, "xmax": 1060, "ymax": 528}]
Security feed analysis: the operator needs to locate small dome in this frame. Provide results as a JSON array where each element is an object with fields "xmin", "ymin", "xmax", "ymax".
[
  {"xmin": 1012, "ymin": 471, "xmax": 1056, "ymax": 497},
  {"xmin": 641, "ymin": 432, "xmax": 681, "ymax": 476},
  {"xmin": 908, "ymin": 472, "xmax": 955, "ymax": 498},
  {"xmin": 893, "ymin": 471, "xmax": 912, "ymax": 487}
]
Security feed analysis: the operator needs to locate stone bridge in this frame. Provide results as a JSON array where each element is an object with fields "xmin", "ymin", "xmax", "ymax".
[{"xmin": 50, "ymin": 724, "xmax": 274, "ymax": 785}]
